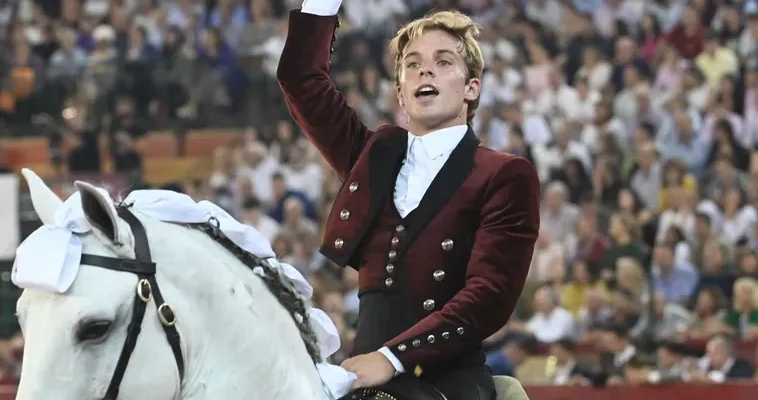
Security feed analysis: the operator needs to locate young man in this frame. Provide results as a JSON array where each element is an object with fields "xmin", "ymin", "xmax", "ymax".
[{"xmin": 277, "ymin": 2, "xmax": 540, "ymax": 399}]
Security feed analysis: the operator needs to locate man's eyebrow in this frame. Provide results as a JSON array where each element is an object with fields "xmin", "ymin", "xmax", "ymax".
[{"xmin": 403, "ymin": 49, "xmax": 458, "ymax": 59}]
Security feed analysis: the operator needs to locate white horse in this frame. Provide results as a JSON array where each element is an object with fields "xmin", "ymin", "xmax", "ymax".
[{"xmin": 13, "ymin": 169, "xmax": 332, "ymax": 400}]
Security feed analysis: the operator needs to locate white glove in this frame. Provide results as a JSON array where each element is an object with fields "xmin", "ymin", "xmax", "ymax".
[{"xmin": 301, "ymin": 0, "xmax": 342, "ymax": 16}]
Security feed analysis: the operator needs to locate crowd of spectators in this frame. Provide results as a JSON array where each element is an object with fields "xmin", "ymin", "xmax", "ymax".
[{"xmin": 4, "ymin": 0, "xmax": 758, "ymax": 389}]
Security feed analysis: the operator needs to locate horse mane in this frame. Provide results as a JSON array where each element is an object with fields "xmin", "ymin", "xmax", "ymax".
[{"xmin": 116, "ymin": 203, "xmax": 322, "ymax": 366}]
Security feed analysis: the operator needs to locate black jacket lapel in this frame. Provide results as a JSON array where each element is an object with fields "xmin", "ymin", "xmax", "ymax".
[
  {"xmin": 368, "ymin": 128, "xmax": 408, "ymax": 208},
  {"xmin": 402, "ymin": 126, "xmax": 479, "ymax": 250}
]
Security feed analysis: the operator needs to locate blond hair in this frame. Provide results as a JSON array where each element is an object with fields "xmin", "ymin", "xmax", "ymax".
[
  {"xmin": 734, "ymin": 277, "xmax": 758, "ymax": 310},
  {"xmin": 616, "ymin": 257, "xmax": 646, "ymax": 297},
  {"xmin": 388, "ymin": 10, "xmax": 484, "ymax": 122}
]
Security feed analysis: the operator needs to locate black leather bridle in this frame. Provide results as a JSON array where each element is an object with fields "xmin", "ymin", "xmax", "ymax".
[{"xmin": 79, "ymin": 207, "xmax": 184, "ymax": 400}]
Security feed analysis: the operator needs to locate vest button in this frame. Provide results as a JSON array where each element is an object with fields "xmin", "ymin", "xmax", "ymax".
[
  {"xmin": 385, "ymin": 278, "xmax": 394, "ymax": 287},
  {"xmin": 397, "ymin": 344, "xmax": 406, "ymax": 352},
  {"xmin": 433, "ymin": 270, "xmax": 445, "ymax": 281},
  {"xmin": 441, "ymin": 239, "xmax": 454, "ymax": 251},
  {"xmin": 442, "ymin": 331, "xmax": 450, "ymax": 339},
  {"xmin": 456, "ymin": 327, "xmax": 464, "ymax": 335},
  {"xmin": 427, "ymin": 335, "xmax": 435, "ymax": 343},
  {"xmin": 423, "ymin": 299, "xmax": 435, "ymax": 311},
  {"xmin": 348, "ymin": 182, "xmax": 359, "ymax": 192},
  {"xmin": 388, "ymin": 250, "xmax": 396, "ymax": 259},
  {"xmin": 391, "ymin": 237, "xmax": 399, "ymax": 246},
  {"xmin": 340, "ymin": 209, "xmax": 350, "ymax": 220},
  {"xmin": 334, "ymin": 238, "xmax": 344, "ymax": 249},
  {"xmin": 385, "ymin": 264, "xmax": 395, "ymax": 273},
  {"xmin": 412, "ymin": 339, "xmax": 421, "ymax": 347},
  {"xmin": 395, "ymin": 225, "xmax": 405, "ymax": 232}
]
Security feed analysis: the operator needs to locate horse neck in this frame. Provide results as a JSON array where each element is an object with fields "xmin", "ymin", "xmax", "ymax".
[{"xmin": 146, "ymin": 221, "xmax": 326, "ymax": 399}]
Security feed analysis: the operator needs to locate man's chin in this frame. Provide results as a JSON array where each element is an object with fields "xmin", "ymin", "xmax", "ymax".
[{"xmin": 408, "ymin": 112, "xmax": 464, "ymax": 132}]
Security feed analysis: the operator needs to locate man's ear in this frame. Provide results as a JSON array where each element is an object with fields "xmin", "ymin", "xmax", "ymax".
[
  {"xmin": 464, "ymin": 78, "xmax": 481, "ymax": 102},
  {"xmin": 396, "ymin": 86, "xmax": 405, "ymax": 107}
]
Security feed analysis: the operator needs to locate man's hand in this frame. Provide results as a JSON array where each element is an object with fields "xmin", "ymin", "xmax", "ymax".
[{"xmin": 341, "ymin": 351, "xmax": 396, "ymax": 389}]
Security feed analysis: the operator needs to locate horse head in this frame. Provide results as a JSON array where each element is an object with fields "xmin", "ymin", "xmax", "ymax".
[{"xmin": 14, "ymin": 169, "xmax": 328, "ymax": 400}]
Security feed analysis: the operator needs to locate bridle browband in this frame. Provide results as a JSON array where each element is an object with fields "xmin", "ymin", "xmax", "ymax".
[{"xmin": 79, "ymin": 207, "xmax": 184, "ymax": 400}]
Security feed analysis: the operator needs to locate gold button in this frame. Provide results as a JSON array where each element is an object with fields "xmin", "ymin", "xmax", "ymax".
[
  {"xmin": 396, "ymin": 225, "xmax": 405, "ymax": 232},
  {"xmin": 340, "ymin": 209, "xmax": 350, "ymax": 220},
  {"xmin": 391, "ymin": 237, "xmax": 399, "ymax": 246},
  {"xmin": 441, "ymin": 239, "xmax": 454, "ymax": 251},
  {"xmin": 386, "ymin": 264, "xmax": 395, "ymax": 273},
  {"xmin": 349, "ymin": 182, "xmax": 359, "ymax": 192},
  {"xmin": 423, "ymin": 299, "xmax": 435, "ymax": 311},
  {"xmin": 427, "ymin": 335, "xmax": 435, "ymax": 343},
  {"xmin": 334, "ymin": 238, "xmax": 344, "ymax": 249},
  {"xmin": 433, "ymin": 270, "xmax": 445, "ymax": 281},
  {"xmin": 388, "ymin": 250, "xmax": 396, "ymax": 259},
  {"xmin": 412, "ymin": 339, "xmax": 421, "ymax": 347},
  {"xmin": 385, "ymin": 278, "xmax": 393, "ymax": 287}
]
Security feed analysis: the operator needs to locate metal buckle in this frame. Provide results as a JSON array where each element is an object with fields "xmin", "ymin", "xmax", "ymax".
[
  {"xmin": 158, "ymin": 303, "xmax": 177, "ymax": 327},
  {"xmin": 136, "ymin": 279, "xmax": 152, "ymax": 302}
]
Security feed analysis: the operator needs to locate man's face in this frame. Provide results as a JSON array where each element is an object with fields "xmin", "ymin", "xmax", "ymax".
[{"xmin": 397, "ymin": 29, "xmax": 480, "ymax": 132}]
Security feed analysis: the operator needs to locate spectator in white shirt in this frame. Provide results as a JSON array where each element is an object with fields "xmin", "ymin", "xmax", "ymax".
[
  {"xmin": 526, "ymin": 286, "xmax": 576, "ymax": 343},
  {"xmin": 534, "ymin": 67, "xmax": 580, "ymax": 133},
  {"xmin": 479, "ymin": 56, "xmax": 522, "ymax": 107}
]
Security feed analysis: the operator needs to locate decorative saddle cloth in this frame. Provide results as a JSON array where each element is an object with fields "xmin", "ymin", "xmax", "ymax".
[{"xmin": 338, "ymin": 378, "xmax": 447, "ymax": 400}]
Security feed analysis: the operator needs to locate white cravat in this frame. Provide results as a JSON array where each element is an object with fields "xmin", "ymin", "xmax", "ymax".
[{"xmin": 394, "ymin": 126, "xmax": 468, "ymax": 218}]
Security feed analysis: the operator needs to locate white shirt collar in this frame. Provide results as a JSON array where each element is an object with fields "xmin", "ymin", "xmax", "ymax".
[{"xmin": 407, "ymin": 125, "xmax": 467, "ymax": 161}]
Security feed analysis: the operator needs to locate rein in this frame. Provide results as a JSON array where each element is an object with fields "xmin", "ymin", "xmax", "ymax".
[{"xmin": 76, "ymin": 205, "xmax": 328, "ymax": 399}]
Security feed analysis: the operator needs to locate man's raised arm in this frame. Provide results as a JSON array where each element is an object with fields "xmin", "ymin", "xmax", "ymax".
[{"xmin": 276, "ymin": 0, "xmax": 372, "ymax": 179}]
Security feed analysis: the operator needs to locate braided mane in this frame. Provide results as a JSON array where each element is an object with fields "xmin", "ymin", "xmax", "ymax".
[{"xmin": 192, "ymin": 219, "xmax": 323, "ymax": 365}]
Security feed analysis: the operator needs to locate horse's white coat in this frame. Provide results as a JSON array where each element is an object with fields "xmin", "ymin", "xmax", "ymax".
[{"xmin": 15, "ymin": 170, "xmax": 328, "ymax": 400}]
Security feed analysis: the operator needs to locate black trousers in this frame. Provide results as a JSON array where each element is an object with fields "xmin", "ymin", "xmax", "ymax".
[{"xmin": 340, "ymin": 363, "xmax": 496, "ymax": 400}]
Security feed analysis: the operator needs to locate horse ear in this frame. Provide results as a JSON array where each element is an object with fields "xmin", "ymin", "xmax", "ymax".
[
  {"xmin": 74, "ymin": 181, "xmax": 121, "ymax": 243},
  {"xmin": 21, "ymin": 168, "xmax": 63, "ymax": 226}
]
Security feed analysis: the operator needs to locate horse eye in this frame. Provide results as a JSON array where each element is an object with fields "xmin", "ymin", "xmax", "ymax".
[{"xmin": 76, "ymin": 320, "xmax": 113, "ymax": 342}]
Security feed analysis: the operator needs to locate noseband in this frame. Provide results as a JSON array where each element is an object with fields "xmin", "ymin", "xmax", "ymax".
[{"xmin": 78, "ymin": 207, "xmax": 184, "ymax": 400}]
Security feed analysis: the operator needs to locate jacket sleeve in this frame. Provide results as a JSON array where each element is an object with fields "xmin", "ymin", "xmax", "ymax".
[
  {"xmin": 383, "ymin": 157, "xmax": 540, "ymax": 373},
  {"xmin": 276, "ymin": 10, "xmax": 372, "ymax": 180}
]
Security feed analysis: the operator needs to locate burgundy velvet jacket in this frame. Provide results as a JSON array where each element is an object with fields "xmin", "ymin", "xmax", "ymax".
[{"xmin": 277, "ymin": 10, "xmax": 540, "ymax": 373}]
